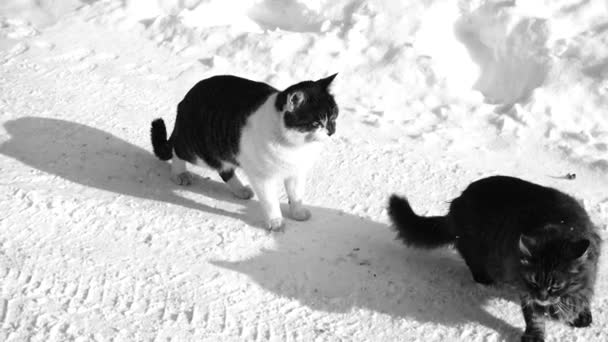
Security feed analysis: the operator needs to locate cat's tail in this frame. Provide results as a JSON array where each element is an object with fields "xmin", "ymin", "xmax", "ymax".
[
  {"xmin": 151, "ymin": 118, "xmax": 173, "ymax": 161},
  {"xmin": 388, "ymin": 194, "xmax": 454, "ymax": 249}
]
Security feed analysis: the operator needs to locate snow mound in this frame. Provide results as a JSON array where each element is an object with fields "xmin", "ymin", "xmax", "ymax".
[
  {"xmin": 455, "ymin": 2, "xmax": 551, "ymax": 105},
  {"xmin": 0, "ymin": 0, "xmax": 81, "ymax": 28},
  {"xmin": 247, "ymin": 0, "xmax": 326, "ymax": 33}
]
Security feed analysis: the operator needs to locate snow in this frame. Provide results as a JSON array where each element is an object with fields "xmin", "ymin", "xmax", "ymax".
[{"xmin": 0, "ymin": 0, "xmax": 607, "ymax": 341}]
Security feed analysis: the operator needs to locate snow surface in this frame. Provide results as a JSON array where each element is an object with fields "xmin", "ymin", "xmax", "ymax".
[{"xmin": 1, "ymin": 0, "xmax": 608, "ymax": 341}]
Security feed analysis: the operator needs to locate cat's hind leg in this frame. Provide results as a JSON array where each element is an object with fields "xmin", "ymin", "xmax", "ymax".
[
  {"xmin": 456, "ymin": 240, "xmax": 494, "ymax": 285},
  {"xmin": 171, "ymin": 153, "xmax": 193, "ymax": 186},
  {"xmin": 219, "ymin": 168, "xmax": 254, "ymax": 200}
]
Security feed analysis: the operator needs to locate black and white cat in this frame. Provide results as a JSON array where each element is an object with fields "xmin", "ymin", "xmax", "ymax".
[
  {"xmin": 388, "ymin": 176, "xmax": 601, "ymax": 342},
  {"xmin": 151, "ymin": 74, "xmax": 339, "ymax": 231}
]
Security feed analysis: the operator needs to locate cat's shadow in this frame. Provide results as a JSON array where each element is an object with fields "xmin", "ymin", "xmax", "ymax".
[
  {"xmin": 1, "ymin": 117, "xmax": 522, "ymax": 340},
  {"xmin": 0, "ymin": 116, "xmax": 262, "ymax": 226},
  {"xmin": 213, "ymin": 214, "xmax": 523, "ymax": 341}
]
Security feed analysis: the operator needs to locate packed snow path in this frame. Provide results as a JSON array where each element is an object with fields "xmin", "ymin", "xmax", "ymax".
[{"xmin": 1, "ymin": 1, "xmax": 607, "ymax": 341}]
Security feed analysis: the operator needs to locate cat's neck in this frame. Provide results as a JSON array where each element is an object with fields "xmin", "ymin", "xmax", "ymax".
[
  {"xmin": 254, "ymin": 93, "xmax": 311, "ymax": 148},
  {"xmin": 238, "ymin": 93, "xmax": 322, "ymax": 175},
  {"xmin": 252, "ymin": 93, "xmax": 283, "ymax": 141}
]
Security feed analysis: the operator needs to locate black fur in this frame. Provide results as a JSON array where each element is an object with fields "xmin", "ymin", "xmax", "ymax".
[
  {"xmin": 387, "ymin": 195, "xmax": 453, "ymax": 248},
  {"xmin": 150, "ymin": 74, "xmax": 339, "ymax": 181},
  {"xmin": 388, "ymin": 176, "xmax": 601, "ymax": 342},
  {"xmin": 151, "ymin": 118, "xmax": 172, "ymax": 160}
]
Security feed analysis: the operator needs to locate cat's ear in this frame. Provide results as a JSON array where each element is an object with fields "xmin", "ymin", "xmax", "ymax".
[
  {"xmin": 568, "ymin": 239, "xmax": 590, "ymax": 260},
  {"xmin": 317, "ymin": 73, "xmax": 338, "ymax": 90},
  {"xmin": 285, "ymin": 91, "xmax": 306, "ymax": 112},
  {"xmin": 519, "ymin": 235, "xmax": 535, "ymax": 257}
]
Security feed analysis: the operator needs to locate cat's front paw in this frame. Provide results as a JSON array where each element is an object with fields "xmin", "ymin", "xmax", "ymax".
[
  {"xmin": 171, "ymin": 172, "xmax": 193, "ymax": 186},
  {"xmin": 569, "ymin": 309, "xmax": 592, "ymax": 328},
  {"xmin": 231, "ymin": 185, "xmax": 254, "ymax": 200},
  {"xmin": 267, "ymin": 217, "xmax": 285, "ymax": 232},
  {"xmin": 289, "ymin": 206, "xmax": 311, "ymax": 221},
  {"xmin": 521, "ymin": 333, "xmax": 544, "ymax": 342}
]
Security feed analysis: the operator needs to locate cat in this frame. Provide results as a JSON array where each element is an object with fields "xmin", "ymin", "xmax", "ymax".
[
  {"xmin": 151, "ymin": 74, "xmax": 339, "ymax": 231},
  {"xmin": 387, "ymin": 175, "xmax": 601, "ymax": 342}
]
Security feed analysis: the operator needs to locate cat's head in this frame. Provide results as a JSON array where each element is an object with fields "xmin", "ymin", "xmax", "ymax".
[
  {"xmin": 275, "ymin": 73, "xmax": 339, "ymax": 144},
  {"xmin": 518, "ymin": 231, "xmax": 590, "ymax": 306}
]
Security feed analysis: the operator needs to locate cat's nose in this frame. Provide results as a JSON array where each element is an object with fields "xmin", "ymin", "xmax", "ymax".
[
  {"xmin": 327, "ymin": 127, "xmax": 335, "ymax": 136},
  {"xmin": 538, "ymin": 290, "xmax": 548, "ymax": 300}
]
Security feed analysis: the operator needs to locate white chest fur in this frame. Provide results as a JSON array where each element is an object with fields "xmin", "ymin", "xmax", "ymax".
[{"xmin": 236, "ymin": 93, "xmax": 323, "ymax": 179}]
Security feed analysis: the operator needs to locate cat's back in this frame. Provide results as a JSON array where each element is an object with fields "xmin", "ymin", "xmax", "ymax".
[
  {"xmin": 179, "ymin": 75, "xmax": 278, "ymax": 115},
  {"xmin": 460, "ymin": 176, "xmax": 549, "ymax": 202},
  {"xmin": 455, "ymin": 176, "xmax": 562, "ymax": 207},
  {"xmin": 450, "ymin": 175, "xmax": 590, "ymax": 232}
]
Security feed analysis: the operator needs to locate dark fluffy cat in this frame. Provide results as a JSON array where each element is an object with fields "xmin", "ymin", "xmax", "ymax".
[
  {"xmin": 388, "ymin": 176, "xmax": 601, "ymax": 342},
  {"xmin": 151, "ymin": 74, "xmax": 338, "ymax": 231}
]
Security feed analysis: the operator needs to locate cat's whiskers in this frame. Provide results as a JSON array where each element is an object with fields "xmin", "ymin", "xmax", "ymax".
[{"xmin": 534, "ymin": 298, "xmax": 559, "ymax": 306}]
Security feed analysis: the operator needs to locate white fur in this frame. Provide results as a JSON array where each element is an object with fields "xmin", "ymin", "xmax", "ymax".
[
  {"xmin": 236, "ymin": 93, "xmax": 325, "ymax": 230},
  {"xmin": 170, "ymin": 153, "xmax": 192, "ymax": 185}
]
